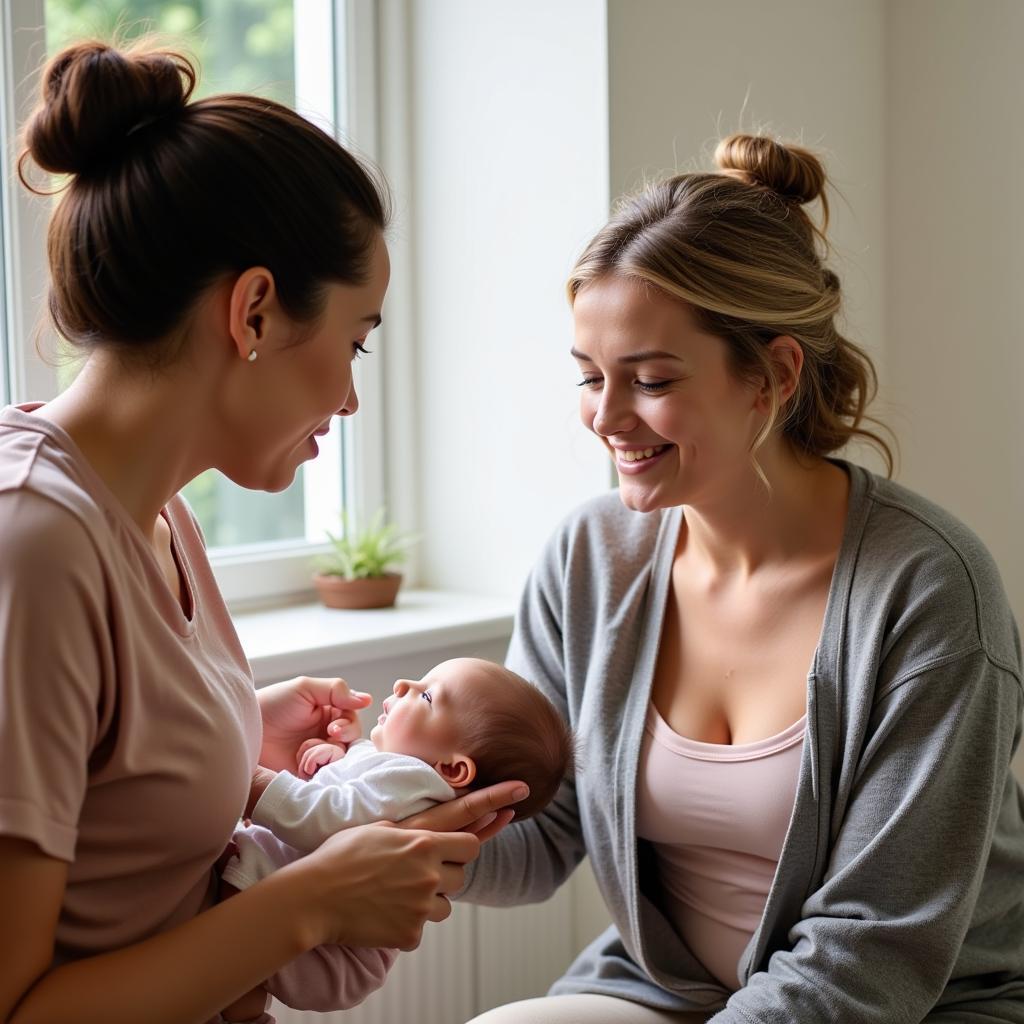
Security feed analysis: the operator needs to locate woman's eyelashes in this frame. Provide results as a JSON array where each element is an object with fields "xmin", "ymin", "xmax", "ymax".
[
  {"xmin": 353, "ymin": 340, "xmax": 371, "ymax": 357},
  {"xmin": 421, "ymin": 690, "xmax": 432, "ymax": 705},
  {"xmin": 576, "ymin": 376, "xmax": 677, "ymax": 393}
]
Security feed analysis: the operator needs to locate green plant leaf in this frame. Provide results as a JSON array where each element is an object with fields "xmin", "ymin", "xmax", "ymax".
[{"xmin": 311, "ymin": 509, "xmax": 419, "ymax": 580}]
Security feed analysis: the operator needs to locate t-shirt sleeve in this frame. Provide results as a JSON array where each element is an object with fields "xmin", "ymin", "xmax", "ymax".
[{"xmin": 0, "ymin": 490, "xmax": 108, "ymax": 861}]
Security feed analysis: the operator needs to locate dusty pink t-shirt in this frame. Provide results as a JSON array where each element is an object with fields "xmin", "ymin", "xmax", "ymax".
[{"xmin": 0, "ymin": 404, "xmax": 261, "ymax": 967}]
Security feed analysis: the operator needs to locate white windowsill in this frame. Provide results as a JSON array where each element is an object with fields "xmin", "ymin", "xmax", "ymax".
[{"xmin": 233, "ymin": 589, "xmax": 516, "ymax": 686}]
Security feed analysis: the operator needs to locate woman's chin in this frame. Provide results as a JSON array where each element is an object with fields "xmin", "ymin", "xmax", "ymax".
[
  {"xmin": 220, "ymin": 459, "xmax": 298, "ymax": 494},
  {"xmin": 262, "ymin": 472, "xmax": 298, "ymax": 494},
  {"xmin": 617, "ymin": 482, "xmax": 673, "ymax": 514}
]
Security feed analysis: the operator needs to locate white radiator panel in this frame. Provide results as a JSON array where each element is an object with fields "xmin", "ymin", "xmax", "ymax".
[{"xmin": 474, "ymin": 883, "xmax": 577, "ymax": 1011}]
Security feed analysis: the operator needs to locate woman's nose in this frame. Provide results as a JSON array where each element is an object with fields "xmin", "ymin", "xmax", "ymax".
[
  {"xmin": 338, "ymin": 382, "xmax": 359, "ymax": 418},
  {"xmin": 592, "ymin": 386, "xmax": 637, "ymax": 437},
  {"xmin": 393, "ymin": 679, "xmax": 410, "ymax": 697}
]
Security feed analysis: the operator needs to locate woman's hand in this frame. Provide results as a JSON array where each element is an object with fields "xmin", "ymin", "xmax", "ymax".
[
  {"xmin": 295, "ymin": 822, "xmax": 480, "ymax": 951},
  {"xmin": 291, "ymin": 782, "xmax": 529, "ymax": 951},
  {"xmin": 257, "ymin": 675, "xmax": 372, "ymax": 772},
  {"xmin": 399, "ymin": 780, "xmax": 529, "ymax": 843}
]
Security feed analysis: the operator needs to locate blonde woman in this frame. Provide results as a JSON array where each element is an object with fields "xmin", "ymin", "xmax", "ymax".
[{"xmin": 462, "ymin": 136, "xmax": 1024, "ymax": 1023}]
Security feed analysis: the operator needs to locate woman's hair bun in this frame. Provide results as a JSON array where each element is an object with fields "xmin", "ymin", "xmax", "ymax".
[
  {"xmin": 23, "ymin": 41, "xmax": 196, "ymax": 177},
  {"xmin": 714, "ymin": 133, "xmax": 827, "ymax": 207}
]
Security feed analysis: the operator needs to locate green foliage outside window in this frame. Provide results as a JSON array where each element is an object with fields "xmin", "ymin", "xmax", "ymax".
[{"xmin": 46, "ymin": 0, "xmax": 295, "ymax": 105}]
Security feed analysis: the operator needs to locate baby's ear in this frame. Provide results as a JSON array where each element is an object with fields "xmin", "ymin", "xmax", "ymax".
[{"xmin": 436, "ymin": 754, "xmax": 476, "ymax": 788}]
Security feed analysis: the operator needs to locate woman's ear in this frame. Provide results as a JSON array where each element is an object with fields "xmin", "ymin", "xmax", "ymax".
[
  {"xmin": 227, "ymin": 267, "xmax": 278, "ymax": 361},
  {"xmin": 435, "ymin": 754, "xmax": 477, "ymax": 789},
  {"xmin": 756, "ymin": 335, "xmax": 804, "ymax": 412}
]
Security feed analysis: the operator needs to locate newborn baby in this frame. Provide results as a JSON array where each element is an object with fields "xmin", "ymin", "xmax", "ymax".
[{"xmin": 220, "ymin": 657, "xmax": 573, "ymax": 1020}]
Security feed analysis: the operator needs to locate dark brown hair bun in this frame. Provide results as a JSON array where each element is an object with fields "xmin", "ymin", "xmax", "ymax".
[
  {"xmin": 18, "ymin": 38, "xmax": 389, "ymax": 361},
  {"xmin": 23, "ymin": 41, "xmax": 195, "ymax": 177},
  {"xmin": 714, "ymin": 133, "xmax": 827, "ymax": 207}
]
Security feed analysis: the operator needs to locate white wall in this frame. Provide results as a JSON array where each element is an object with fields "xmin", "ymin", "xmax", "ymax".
[
  {"xmin": 884, "ymin": 0, "xmax": 1024, "ymax": 781},
  {"xmin": 394, "ymin": 0, "xmax": 613, "ymax": 599},
  {"xmin": 885, "ymin": 0, "xmax": 1023, "ymax": 622}
]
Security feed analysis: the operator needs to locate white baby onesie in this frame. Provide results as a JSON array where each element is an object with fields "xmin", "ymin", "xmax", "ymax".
[{"xmin": 223, "ymin": 739, "xmax": 456, "ymax": 890}]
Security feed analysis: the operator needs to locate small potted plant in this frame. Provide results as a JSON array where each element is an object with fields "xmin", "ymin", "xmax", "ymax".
[{"xmin": 312, "ymin": 509, "xmax": 416, "ymax": 610}]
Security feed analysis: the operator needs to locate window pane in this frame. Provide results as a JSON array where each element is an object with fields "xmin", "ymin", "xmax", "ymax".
[
  {"xmin": 44, "ymin": 0, "xmax": 313, "ymax": 549},
  {"xmin": 184, "ymin": 467, "xmax": 306, "ymax": 548},
  {"xmin": 45, "ymin": 0, "xmax": 296, "ymax": 105}
]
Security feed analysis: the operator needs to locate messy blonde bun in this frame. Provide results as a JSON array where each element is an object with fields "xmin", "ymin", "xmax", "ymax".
[
  {"xmin": 568, "ymin": 133, "xmax": 893, "ymax": 476},
  {"xmin": 716, "ymin": 134, "xmax": 828, "ymax": 214}
]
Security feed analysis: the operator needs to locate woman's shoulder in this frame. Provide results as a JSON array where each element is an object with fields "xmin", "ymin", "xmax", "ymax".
[
  {"xmin": 861, "ymin": 469, "xmax": 993, "ymax": 560},
  {"xmin": 0, "ymin": 405, "xmax": 109, "ymax": 545},
  {"xmin": 858, "ymin": 467, "xmax": 1006, "ymax": 596},
  {"xmin": 0, "ymin": 457, "xmax": 102, "ymax": 569},
  {"xmin": 850, "ymin": 465, "xmax": 1020, "ymax": 677}
]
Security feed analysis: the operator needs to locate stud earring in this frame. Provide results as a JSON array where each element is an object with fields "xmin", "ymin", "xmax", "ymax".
[{"xmin": 247, "ymin": 349, "xmax": 258, "ymax": 363}]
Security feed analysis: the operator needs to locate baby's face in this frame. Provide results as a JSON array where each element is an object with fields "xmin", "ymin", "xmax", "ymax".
[{"xmin": 369, "ymin": 659, "xmax": 486, "ymax": 764}]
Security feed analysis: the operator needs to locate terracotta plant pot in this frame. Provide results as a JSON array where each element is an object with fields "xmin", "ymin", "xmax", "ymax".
[{"xmin": 313, "ymin": 572, "xmax": 403, "ymax": 610}]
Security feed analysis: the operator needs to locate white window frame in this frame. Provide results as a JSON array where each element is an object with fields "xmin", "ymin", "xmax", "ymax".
[
  {"xmin": 1, "ymin": 1, "xmax": 55, "ymax": 405},
  {"xmin": 0, "ymin": 0, "xmax": 388, "ymax": 609}
]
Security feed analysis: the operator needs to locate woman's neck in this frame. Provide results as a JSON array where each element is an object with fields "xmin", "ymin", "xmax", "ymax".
[
  {"xmin": 36, "ymin": 351, "xmax": 216, "ymax": 540},
  {"xmin": 678, "ymin": 444, "xmax": 850, "ymax": 583}
]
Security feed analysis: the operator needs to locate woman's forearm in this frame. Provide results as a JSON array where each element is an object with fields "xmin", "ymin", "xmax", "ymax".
[
  {"xmin": 11, "ymin": 817, "xmax": 482, "ymax": 1024},
  {"xmin": 11, "ymin": 868, "xmax": 312, "ymax": 1024}
]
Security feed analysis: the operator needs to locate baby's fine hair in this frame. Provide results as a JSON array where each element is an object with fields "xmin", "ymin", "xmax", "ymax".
[{"xmin": 455, "ymin": 663, "xmax": 574, "ymax": 821}]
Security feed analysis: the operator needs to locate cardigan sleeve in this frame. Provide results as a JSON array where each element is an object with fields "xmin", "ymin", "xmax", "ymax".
[
  {"xmin": 712, "ymin": 650, "xmax": 1023, "ymax": 1024},
  {"xmin": 458, "ymin": 529, "xmax": 587, "ymax": 906}
]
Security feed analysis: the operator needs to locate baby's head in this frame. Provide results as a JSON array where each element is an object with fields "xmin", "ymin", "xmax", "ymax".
[{"xmin": 369, "ymin": 657, "xmax": 573, "ymax": 820}]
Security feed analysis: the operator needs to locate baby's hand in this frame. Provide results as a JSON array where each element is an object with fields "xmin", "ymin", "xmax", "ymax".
[
  {"xmin": 325, "ymin": 706, "xmax": 364, "ymax": 746},
  {"xmin": 297, "ymin": 738, "xmax": 346, "ymax": 780}
]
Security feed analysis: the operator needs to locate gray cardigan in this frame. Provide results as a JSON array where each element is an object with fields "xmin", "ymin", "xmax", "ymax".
[{"xmin": 461, "ymin": 463, "xmax": 1024, "ymax": 1022}]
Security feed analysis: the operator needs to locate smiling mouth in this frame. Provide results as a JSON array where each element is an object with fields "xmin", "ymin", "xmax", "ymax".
[{"xmin": 616, "ymin": 444, "xmax": 670, "ymax": 463}]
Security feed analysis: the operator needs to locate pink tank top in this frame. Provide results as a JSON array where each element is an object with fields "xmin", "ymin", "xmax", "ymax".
[{"xmin": 635, "ymin": 703, "xmax": 806, "ymax": 990}]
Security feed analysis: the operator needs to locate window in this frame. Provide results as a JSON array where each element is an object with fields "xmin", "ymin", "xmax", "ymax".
[{"xmin": 1, "ymin": 0, "xmax": 384, "ymax": 606}]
